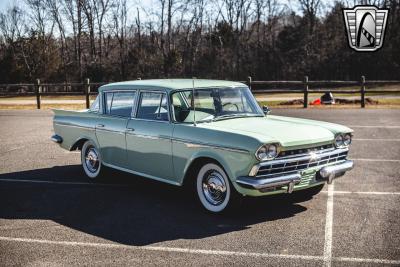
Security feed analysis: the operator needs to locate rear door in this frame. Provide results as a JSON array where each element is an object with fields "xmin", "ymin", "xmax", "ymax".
[
  {"xmin": 95, "ymin": 90, "xmax": 136, "ymax": 168},
  {"xmin": 125, "ymin": 91, "xmax": 175, "ymax": 181}
]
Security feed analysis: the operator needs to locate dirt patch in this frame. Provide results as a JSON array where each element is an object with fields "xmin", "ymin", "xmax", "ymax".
[
  {"xmin": 279, "ymin": 97, "xmax": 379, "ymax": 106},
  {"xmin": 279, "ymin": 99, "xmax": 305, "ymax": 105}
]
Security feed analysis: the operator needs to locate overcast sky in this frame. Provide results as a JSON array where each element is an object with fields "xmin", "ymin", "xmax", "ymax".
[{"xmin": 0, "ymin": 0, "xmax": 15, "ymax": 11}]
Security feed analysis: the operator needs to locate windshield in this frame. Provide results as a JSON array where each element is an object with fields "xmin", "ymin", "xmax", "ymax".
[{"xmin": 171, "ymin": 87, "xmax": 263, "ymax": 123}]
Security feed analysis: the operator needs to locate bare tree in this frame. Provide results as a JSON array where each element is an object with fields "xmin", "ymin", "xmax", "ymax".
[{"xmin": 112, "ymin": 0, "xmax": 128, "ymax": 79}]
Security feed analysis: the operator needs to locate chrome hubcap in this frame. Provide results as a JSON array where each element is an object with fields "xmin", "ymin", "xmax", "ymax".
[
  {"xmin": 85, "ymin": 146, "xmax": 99, "ymax": 173},
  {"xmin": 202, "ymin": 170, "xmax": 227, "ymax": 206}
]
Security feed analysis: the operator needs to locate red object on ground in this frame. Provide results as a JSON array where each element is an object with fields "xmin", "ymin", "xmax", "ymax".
[{"xmin": 311, "ymin": 99, "xmax": 321, "ymax": 105}]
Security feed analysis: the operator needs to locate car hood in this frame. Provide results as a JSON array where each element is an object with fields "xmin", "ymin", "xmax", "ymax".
[{"xmin": 199, "ymin": 115, "xmax": 350, "ymax": 147}]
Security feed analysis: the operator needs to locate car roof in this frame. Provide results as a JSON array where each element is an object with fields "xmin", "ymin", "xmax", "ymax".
[{"xmin": 99, "ymin": 79, "xmax": 246, "ymax": 92}]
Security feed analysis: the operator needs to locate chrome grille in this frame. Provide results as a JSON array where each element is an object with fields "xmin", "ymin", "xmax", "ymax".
[
  {"xmin": 256, "ymin": 148, "xmax": 348, "ymax": 177},
  {"xmin": 278, "ymin": 144, "xmax": 334, "ymax": 158}
]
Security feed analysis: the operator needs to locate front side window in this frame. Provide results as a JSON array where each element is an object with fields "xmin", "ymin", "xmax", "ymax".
[
  {"xmin": 137, "ymin": 92, "xmax": 169, "ymax": 121},
  {"xmin": 171, "ymin": 87, "xmax": 263, "ymax": 123},
  {"xmin": 104, "ymin": 91, "xmax": 136, "ymax": 117}
]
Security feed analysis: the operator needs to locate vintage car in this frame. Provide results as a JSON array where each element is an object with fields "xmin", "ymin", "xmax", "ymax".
[{"xmin": 52, "ymin": 79, "xmax": 354, "ymax": 213}]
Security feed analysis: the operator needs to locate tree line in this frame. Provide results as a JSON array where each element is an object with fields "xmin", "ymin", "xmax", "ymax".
[{"xmin": 0, "ymin": 0, "xmax": 399, "ymax": 84}]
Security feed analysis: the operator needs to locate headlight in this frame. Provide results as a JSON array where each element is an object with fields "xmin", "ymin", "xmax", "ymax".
[
  {"xmin": 335, "ymin": 134, "xmax": 344, "ymax": 147},
  {"xmin": 256, "ymin": 144, "xmax": 278, "ymax": 161},
  {"xmin": 335, "ymin": 133, "xmax": 352, "ymax": 148},
  {"xmin": 343, "ymin": 133, "xmax": 352, "ymax": 145}
]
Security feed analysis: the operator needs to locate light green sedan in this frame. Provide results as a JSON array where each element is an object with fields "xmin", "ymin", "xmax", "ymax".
[{"xmin": 52, "ymin": 79, "xmax": 353, "ymax": 213}]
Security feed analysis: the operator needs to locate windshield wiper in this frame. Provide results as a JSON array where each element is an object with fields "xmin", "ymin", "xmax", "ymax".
[{"xmin": 213, "ymin": 113, "xmax": 263, "ymax": 121}]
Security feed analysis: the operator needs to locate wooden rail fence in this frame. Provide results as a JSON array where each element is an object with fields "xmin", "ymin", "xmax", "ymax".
[{"xmin": 0, "ymin": 76, "xmax": 399, "ymax": 109}]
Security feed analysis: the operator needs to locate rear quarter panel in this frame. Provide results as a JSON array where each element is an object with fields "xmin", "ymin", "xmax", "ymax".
[{"xmin": 53, "ymin": 109, "xmax": 100, "ymax": 150}]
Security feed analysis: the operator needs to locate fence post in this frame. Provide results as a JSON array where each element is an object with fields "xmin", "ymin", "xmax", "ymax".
[
  {"xmin": 35, "ymin": 79, "xmax": 41, "ymax": 109},
  {"xmin": 361, "ymin": 75, "xmax": 365, "ymax": 108},
  {"xmin": 247, "ymin": 76, "xmax": 252, "ymax": 90},
  {"xmin": 85, "ymin": 78, "xmax": 90, "ymax": 109},
  {"xmin": 303, "ymin": 76, "xmax": 309, "ymax": 108}
]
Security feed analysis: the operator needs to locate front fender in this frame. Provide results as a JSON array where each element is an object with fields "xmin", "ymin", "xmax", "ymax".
[{"xmin": 177, "ymin": 146, "xmax": 255, "ymax": 193}]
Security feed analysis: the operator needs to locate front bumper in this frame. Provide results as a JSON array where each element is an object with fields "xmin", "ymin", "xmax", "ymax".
[{"xmin": 236, "ymin": 160, "xmax": 353, "ymax": 193}]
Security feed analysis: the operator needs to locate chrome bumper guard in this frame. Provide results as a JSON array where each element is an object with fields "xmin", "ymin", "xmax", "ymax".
[
  {"xmin": 319, "ymin": 160, "xmax": 354, "ymax": 184},
  {"xmin": 51, "ymin": 134, "xmax": 63, "ymax": 143},
  {"xmin": 236, "ymin": 160, "xmax": 354, "ymax": 193}
]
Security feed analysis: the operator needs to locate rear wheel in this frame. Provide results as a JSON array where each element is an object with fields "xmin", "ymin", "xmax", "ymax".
[
  {"xmin": 81, "ymin": 140, "xmax": 102, "ymax": 179},
  {"xmin": 196, "ymin": 163, "xmax": 241, "ymax": 213}
]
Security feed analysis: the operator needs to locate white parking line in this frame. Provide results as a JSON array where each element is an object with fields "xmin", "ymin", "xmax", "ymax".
[
  {"xmin": 350, "ymin": 158, "xmax": 400, "ymax": 162},
  {"xmin": 353, "ymin": 138, "xmax": 400, "ymax": 142},
  {"xmin": 323, "ymin": 183, "xmax": 334, "ymax": 267},
  {"xmin": 335, "ymin": 257, "xmax": 400, "ymax": 265},
  {"xmin": 1, "ymin": 236, "xmax": 399, "ymax": 265},
  {"xmin": 0, "ymin": 178, "xmax": 126, "ymax": 187},
  {"xmin": 322, "ymin": 191, "xmax": 400, "ymax": 195},
  {"xmin": 0, "ymin": 236, "xmax": 323, "ymax": 261},
  {"xmin": 348, "ymin": 125, "xmax": 400, "ymax": 129}
]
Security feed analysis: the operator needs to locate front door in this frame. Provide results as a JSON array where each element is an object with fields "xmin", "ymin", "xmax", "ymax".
[
  {"xmin": 126, "ymin": 91, "xmax": 175, "ymax": 181},
  {"xmin": 95, "ymin": 91, "xmax": 136, "ymax": 168}
]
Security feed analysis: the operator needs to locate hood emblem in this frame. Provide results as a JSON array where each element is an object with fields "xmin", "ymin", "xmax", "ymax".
[{"xmin": 309, "ymin": 152, "xmax": 319, "ymax": 162}]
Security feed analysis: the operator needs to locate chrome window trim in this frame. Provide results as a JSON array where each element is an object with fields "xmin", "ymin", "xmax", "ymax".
[
  {"xmin": 169, "ymin": 86, "xmax": 263, "ymax": 124},
  {"xmin": 134, "ymin": 90, "xmax": 171, "ymax": 123},
  {"xmin": 101, "ymin": 89, "xmax": 138, "ymax": 119}
]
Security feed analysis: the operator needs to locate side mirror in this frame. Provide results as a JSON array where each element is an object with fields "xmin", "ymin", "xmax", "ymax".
[{"xmin": 262, "ymin": 105, "xmax": 271, "ymax": 115}]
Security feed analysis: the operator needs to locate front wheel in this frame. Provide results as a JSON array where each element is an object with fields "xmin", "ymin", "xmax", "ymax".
[
  {"xmin": 81, "ymin": 140, "xmax": 102, "ymax": 179},
  {"xmin": 196, "ymin": 163, "xmax": 241, "ymax": 213}
]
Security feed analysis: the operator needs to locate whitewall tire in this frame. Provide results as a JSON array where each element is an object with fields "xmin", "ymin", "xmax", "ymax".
[
  {"xmin": 81, "ymin": 140, "xmax": 102, "ymax": 179},
  {"xmin": 196, "ymin": 163, "xmax": 232, "ymax": 213}
]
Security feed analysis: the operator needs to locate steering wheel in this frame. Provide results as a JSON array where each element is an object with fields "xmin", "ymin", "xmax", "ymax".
[{"xmin": 222, "ymin": 102, "xmax": 239, "ymax": 111}]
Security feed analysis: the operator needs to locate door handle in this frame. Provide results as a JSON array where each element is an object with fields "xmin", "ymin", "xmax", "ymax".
[
  {"xmin": 96, "ymin": 124, "xmax": 105, "ymax": 128},
  {"xmin": 126, "ymin": 128, "xmax": 135, "ymax": 132}
]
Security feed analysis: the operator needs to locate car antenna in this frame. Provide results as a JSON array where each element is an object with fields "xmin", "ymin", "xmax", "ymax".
[{"xmin": 192, "ymin": 77, "xmax": 196, "ymax": 126}]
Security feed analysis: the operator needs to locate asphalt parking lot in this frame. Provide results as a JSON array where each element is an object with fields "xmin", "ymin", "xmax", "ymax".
[{"xmin": 0, "ymin": 109, "xmax": 399, "ymax": 266}]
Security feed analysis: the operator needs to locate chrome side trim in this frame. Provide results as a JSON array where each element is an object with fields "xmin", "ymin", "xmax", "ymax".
[
  {"xmin": 95, "ymin": 128, "xmax": 125, "ymax": 135},
  {"xmin": 126, "ymin": 133, "xmax": 171, "ymax": 140},
  {"xmin": 54, "ymin": 122, "xmax": 93, "ymax": 130},
  {"xmin": 102, "ymin": 162, "xmax": 181, "ymax": 186},
  {"xmin": 171, "ymin": 138, "xmax": 249, "ymax": 154},
  {"xmin": 236, "ymin": 173, "xmax": 301, "ymax": 193}
]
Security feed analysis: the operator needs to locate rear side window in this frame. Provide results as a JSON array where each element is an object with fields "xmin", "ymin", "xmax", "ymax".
[
  {"xmin": 137, "ymin": 92, "xmax": 169, "ymax": 121},
  {"xmin": 90, "ymin": 95, "xmax": 100, "ymax": 112},
  {"xmin": 104, "ymin": 91, "xmax": 136, "ymax": 117}
]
